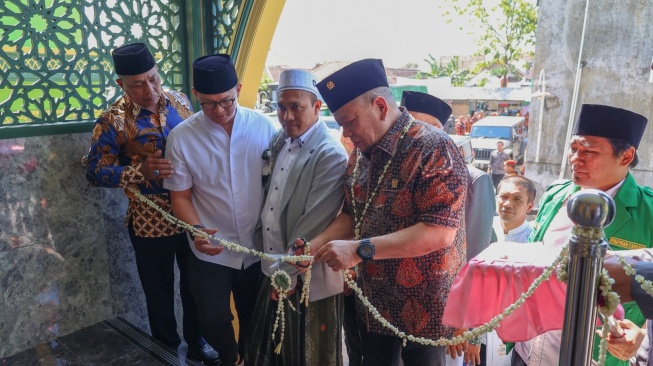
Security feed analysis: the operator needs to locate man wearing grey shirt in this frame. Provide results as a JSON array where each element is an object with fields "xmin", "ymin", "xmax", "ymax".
[{"xmin": 488, "ymin": 141, "xmax": 510, "ymax": 190}]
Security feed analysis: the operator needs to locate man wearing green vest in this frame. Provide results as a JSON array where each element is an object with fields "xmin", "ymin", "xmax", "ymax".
[{"xmin": 514, "ymin": 104, "xmax": 652, "ymax": 366}]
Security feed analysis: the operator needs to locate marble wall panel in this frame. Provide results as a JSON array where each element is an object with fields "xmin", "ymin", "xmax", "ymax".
[{"xmin": 0, "ymin": 133, "xmax": 178, "ymax": 357}]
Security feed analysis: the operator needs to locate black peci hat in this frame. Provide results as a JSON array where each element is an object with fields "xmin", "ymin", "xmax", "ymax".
[
  {"xmin": 401, "ymin": 91, "xmax": 452, "ymax": 124},
  {"xmin": 572, "ymin": 104, "xmax": 648, "ymax": 148},
  {"xmin": 193, "ymin": 54, "xmax": 239, "ymax": 94},
  {"xmin": 112, "ymin": 42, "xmax": 156, "ymax": 76},
  {"xmin": 316, "ymin": 59, "xmax": 388, "ymax": 113}
]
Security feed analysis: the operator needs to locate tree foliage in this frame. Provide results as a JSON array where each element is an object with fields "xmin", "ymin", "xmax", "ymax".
[
  {"xmin": 445, "ymin": 0, "xmax": 537, "ymax": 87},
  {"xmin": 259, "ymin": 71, "xmax": 273, "ymax": 93},
  {"xmin": 417, "ymin": 54, "xmax": 472, "ymax": 87}
]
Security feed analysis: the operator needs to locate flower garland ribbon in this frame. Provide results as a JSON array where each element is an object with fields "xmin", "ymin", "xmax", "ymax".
[
  {"xmin": 126, "ymin": 185, "xmax": 653, "ymax": 362},
  {"xmin": 270, "ymin": 269, "xmax": 296, "ymax": 354}
]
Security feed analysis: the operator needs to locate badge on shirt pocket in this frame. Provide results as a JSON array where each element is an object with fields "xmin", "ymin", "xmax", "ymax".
[{"xmin": 608, "ymin": 237, "xmax": 646, "ymax": 250}]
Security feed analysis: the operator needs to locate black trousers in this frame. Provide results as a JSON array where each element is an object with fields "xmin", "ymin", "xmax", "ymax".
[
  {"xmin": 510, "ymin": 350, "xmax": 528, "ymax": 366},
  {"xmin": 128, "ymin": 225, "xmax": 200, "ymax": 350},
  {"xmin": 343, "ymin": 293, "xmax": 363, "ymax": 366},
  {"xmin": 491, "ymin": 173, "xmax": 504, "ymax": 191},
  {"xmin": 480, "ymin": 343, "xmax": 487, "ymax": 366},
  {"xmin": 359, "ymin": 325, "xmax": 447, "ymax": 366},
  {"xmin": 186, "ymin": 254, "xmax": 260, "ymax": 365}
]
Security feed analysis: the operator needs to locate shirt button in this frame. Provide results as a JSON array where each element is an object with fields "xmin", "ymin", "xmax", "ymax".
[
  {"xmin": 266, "ymin": 228, "xmax": 270, "ymax": 231},
  {"xmin": 288, "ymin": 149, "xmax": 291, "ymax": 152},
  {"xmin": 275, "ymin": 187, "xmax": 278, "ymax": 190},
  {"xmin": 270, "ymin": 207, "xmax": 273, "ymax": 211},
  {"xmin": 281, "ymin": 168, "xmax": 284, "ymax": 171}
]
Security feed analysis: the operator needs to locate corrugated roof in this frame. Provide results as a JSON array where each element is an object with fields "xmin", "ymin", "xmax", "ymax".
[{"xmin": 426, "ymin": 86, "xmax": 532, "ymax": 101}]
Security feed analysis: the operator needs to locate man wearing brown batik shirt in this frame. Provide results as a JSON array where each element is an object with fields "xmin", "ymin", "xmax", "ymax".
[{"xmin": 306, "ymin": 59, "xmax": 468, "ymax": 366}]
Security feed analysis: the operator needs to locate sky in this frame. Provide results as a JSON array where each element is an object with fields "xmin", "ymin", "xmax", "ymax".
[{"xmin": 266, "ymin": 0, "xmax": 482, "ymax": 71}]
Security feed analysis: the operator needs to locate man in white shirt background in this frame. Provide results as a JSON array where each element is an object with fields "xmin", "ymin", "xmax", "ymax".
[{"xmin": 493, "ymin": 176, "xmax": 536, "ymax": 243}]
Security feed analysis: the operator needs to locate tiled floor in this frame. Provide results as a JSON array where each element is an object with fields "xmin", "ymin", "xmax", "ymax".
[
  {"xmin": 1, "ymin": 317, "xmax": 356, "ymax": 365},
  {"xmin": 0, "ymin": 317, "xmax": 201, "ymax": 366}
]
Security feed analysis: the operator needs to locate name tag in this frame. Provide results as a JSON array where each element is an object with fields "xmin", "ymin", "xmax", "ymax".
[{"xmin": 608, "ymin": 237, "xmax": 646, "ymax": 250}]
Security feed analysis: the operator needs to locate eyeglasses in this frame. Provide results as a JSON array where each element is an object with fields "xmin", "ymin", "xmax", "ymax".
[{"xmin": 199, "ymin": 97, "xmax": 236, "ymax": 111}]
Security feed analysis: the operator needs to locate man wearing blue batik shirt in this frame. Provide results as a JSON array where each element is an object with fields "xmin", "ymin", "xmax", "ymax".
[{"xmin": 84, "ymin": 42, "xmax": 218, "ymax": 365}]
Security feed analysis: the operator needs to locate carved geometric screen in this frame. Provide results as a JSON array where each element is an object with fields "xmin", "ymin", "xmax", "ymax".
[
  {"xmin": 0, "ymin": 0, "xmax": 188, "ymax": 126},
  {"xmin": 0, "ymin": 0, "xmax": 249, "ymax": 130},
  {"xmin": 210, "ymin": 0, "xmax": 244, "ymax": 54}
]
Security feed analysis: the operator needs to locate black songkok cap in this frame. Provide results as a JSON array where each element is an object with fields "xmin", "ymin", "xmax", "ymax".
[
  {"xmin": 193, "ymin": 54, "xmax": 238, "ymax": 94},
  {"xmin": 112, "ymin": 43, "xmax": 156, "ymax": 76},
  {"xmin": 401, "ymin": 91, "xmax": 452, "ymax": 124},
  {"xmin": 572, "ymin": 104, "xmax": 648, "ymax": 148},
  {"xmin": 316, "ymin": 59, "xmax": 388, "ymax": 113}
]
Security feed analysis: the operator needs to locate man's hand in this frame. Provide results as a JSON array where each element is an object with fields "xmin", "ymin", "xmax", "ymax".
[
  {"xmin": 598, "ymin": 319, "xmax": 646, "ymax": 361},
  {"xmin": 604, "ymin": 252, "xmax": 636, "ymax": 303},
  {"xmin": 288, "ymin": 238, "xmax": 312, "ymax": 273},
  {"xmin": 314, "ymin": 240, "xmax": 361, "ymax": 272},
  {"xmin": 193, "ymin": 228, "xmax": 223, "ymax": 256},
  {"xmin": 142, "ymin": 150, "xmax": 174, "ymax": 180},
  {"xmin": 446, "ymin": 329, "xmax": 468, "ymax": 359},
  {"xmin": 271, "ymin": 287, "xmax": 297, "ymax": 301},
  {"xmin": 464, "ymin": 344, "xmax": 481, "ymax": 365}
]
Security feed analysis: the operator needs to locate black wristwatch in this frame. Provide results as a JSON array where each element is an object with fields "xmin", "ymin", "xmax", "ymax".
[
  {"xmin": 356, "ymin": 238, "xmax": 375, "ymax": 261},
  {"xmin": 189, "ymin": 224, "xmax": 204, "ymax": 240}
]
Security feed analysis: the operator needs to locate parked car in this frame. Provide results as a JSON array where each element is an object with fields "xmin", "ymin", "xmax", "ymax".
[
  {"xmin": 448, "ymin": 134, "xmax": 474, "ymax": 165},
  {"xmin": 265, "ymin": 112, "xmax": 282, "ymax": 130},
  {"xmin": 321, "ymin": 116, "xmax": 348, "ymax": 145},
  {"xmin": 469, "ymin": 116, "xmax": 527, "ymax": 171},
  {"xmin": 443, "ymin": 115, "xmax": 456, "ymax": 134}
]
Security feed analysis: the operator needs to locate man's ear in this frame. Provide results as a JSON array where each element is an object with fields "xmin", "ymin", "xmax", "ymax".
[
  {"xmin": 527, "ymin": 201, "xmax": 535, "ymax": 212},
  {"xmin": 619, "ymin": 146, "xmax": 636, "ymax": 167},
  {"xmin": 373, "ymin": 96, "xmax": 389, "ymax": 121},
  {"xmin": 313, "ymin": 99, "xmax": 322, "ymax": 114},
  {"xmin": 116, "ymin": 78, "xmax": 124, "ymax": 90},
  {"xmin": 235, "ymin": 83, "xmax": 242, "ymax": 97}
]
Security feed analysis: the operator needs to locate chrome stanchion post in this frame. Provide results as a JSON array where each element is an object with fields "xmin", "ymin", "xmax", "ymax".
[{"xmin": 558, "ymin": 189, "xmax": 615, "ymax": 366}]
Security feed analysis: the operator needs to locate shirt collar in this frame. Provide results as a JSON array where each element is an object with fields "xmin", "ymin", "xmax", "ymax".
[
  {"xmin": 603, "ymin": 177, "xmax": 627, "ymax": 198},
  {"xmin": 507, "ymin": 220, "xmax": 532, "ymax": 236},
  {"xmin": 575, "ymin": 176, "xmax": 627, "ymax": 198},
  {"xmin": 124, "ymin": 92, "xmax": 167, "ymax": 117},
  {"xmin": 285, "ymin": 118, "xmax": 321, "ymax": 148},
  {"xmin": 365, "ymin": 109, "xmax": 413, "ymax": 158}
]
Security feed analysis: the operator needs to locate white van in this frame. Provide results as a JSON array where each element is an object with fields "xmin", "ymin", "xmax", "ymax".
[{"xmin": 469, "ymin": 116, "xmax": 527, "ymax": 171}]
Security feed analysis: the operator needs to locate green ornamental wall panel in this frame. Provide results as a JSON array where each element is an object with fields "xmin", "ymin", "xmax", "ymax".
[
  {"xmin": 211, "ymin": 0, "xmax": 243, "ymax": 54},
  {"xmin": 0, "ymin": 0, "xmax": 247, "ymax": 138}
]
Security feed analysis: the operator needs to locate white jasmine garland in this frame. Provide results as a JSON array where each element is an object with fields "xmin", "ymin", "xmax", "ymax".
[
  {"xmin": 617, "ymin": 256, "xmax": 653, "ymax": 298},
  {"xmin": 350, "ymin": 115, "xmax": 414, "ymax": 239},
  {"xmin": 299, "ymin": 242, "xmax": 313, "ymax": 307},
  {"xmin": 597, "ymin": 269, "xmax": 620, "ymax": 317},
  {"xmin": 128, "ymin": 187, "xmax": 309, "ymax": 354},
  {"xmin": 270, "ymin": 270, "xmax": 293, "ymax": 354},
  {"xmin": 129, "ymin": 186, "xmax": 653, "ymax": 364},
  {"xmin": 127, "ymin": 187, "xmax": 313, "ymax": 263},
  {"xmin": 342, "ymin": 250, "xmax": 566, "ymax": 347},
  {"xmin": 128, "ymin": 167, "xmax": 564, "ymax": 349}
]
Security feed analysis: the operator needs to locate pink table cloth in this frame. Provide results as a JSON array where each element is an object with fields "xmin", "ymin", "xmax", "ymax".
[{"xmin": 442, "ymin": 242, "xmax": 568, "ymax": 342}]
